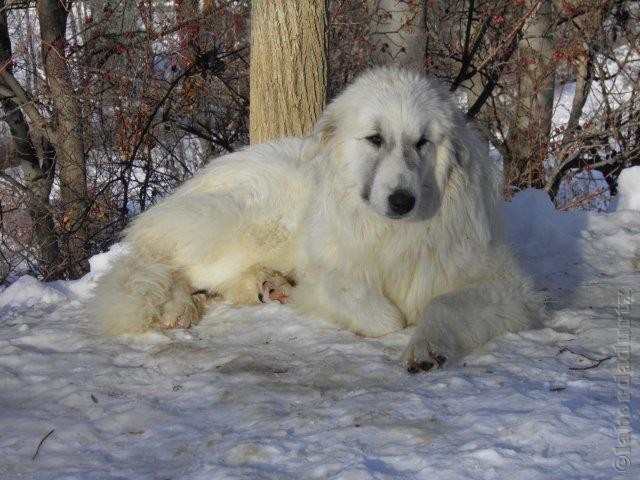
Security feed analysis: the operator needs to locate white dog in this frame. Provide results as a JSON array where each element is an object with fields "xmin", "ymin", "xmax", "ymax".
[{"xmin": 90, "ymin": 68, "xmax": 542, "ymax": 372}]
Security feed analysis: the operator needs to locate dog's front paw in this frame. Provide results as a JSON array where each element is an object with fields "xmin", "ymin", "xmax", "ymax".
[{"xmin": 401, "ymin": 335, "xmax": 448, "ymax": 374}]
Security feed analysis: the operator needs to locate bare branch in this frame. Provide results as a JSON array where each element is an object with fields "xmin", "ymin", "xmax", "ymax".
[{"xmin": 0, "ymin": 69, "xmax": 47, "ymax": 129}]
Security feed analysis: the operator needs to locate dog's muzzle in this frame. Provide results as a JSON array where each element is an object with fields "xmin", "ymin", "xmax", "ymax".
[{"xmin": 387, "ymin": 189, "xmax": 416, "ymax": 217}]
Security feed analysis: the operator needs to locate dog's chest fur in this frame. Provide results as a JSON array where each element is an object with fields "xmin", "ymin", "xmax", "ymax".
[{"xmin": 305, "ymin": 183, "xmax": 447, "ymax": 326}]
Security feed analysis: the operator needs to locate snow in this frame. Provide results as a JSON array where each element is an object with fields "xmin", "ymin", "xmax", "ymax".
[
  {"xmin": 0, "ymin": 276, "xmax": 67, "ymax": 311},
  {"xmin": 610, "ymin": 166, "xmax": 640, "ymax": 212},
  {"xmin": 1, "ymin": 173, "xmax": 639, "ymax": 479}
]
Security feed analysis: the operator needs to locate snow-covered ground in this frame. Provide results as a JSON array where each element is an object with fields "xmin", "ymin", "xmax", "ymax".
[{"xmin": 1, "ymin": 169, "xmax": 639, "ymax": 479}]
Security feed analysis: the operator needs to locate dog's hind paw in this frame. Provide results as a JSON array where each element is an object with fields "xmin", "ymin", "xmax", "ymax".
[{"xmin": 258, "ymin": 280, "xmax": 290, "ymax": 304}]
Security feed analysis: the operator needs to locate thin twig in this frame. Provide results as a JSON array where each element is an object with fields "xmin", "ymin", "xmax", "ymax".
[
  {"xmin": 559, "ymin": 347, "xmax": 613, "ymax": 370},
  {"xmin": 559, "ymin": 187, "xmax": 609, "ymax": 211},
  {"xmin": 474, "ymin": 0, "xmax": 542, "ymax": 73},
  {"xmin": 32, "ymin": 429, "xmax": 54, "ymax": 461}
]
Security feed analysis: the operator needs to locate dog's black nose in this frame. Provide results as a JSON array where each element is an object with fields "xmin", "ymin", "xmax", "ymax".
[{"xmin": 388, "ymin": 190, "xmax": 416, "ymax": 215}]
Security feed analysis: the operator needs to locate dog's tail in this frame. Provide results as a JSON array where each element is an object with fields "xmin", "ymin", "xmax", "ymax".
[{"xmin": 88, "ymin": 252, "xmax": 174, "ymax": 335}]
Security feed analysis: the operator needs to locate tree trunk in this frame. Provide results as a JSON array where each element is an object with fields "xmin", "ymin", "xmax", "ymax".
[
  {"xmin": 0, "ymin": 1, "xmax": 62, "ymax": 279},
  {"xmin": 504, "ymin": 0, "xmax": 554, "ymax": 192},
  {"xmin": 367, "ymin": 0, "xmax": 426, "ymax": 70},
  {"xmin": 37, "ymin": 0, "xmax": 90, "ymax": 278},
  {"xmin": 249, "ymin": 0, "xmax": 328, "ymax": 144},
  {"xmin": 544, "ymin": 1, "xmax": 612, "ymax": 201},
  {"xmin": 544, "ymin": 47, "xmax": 593, "ymax": 200}
]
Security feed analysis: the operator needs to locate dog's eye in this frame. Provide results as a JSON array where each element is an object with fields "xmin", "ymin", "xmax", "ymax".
[
  {"xmin": 365, "ymin": 134, "xmax": 383, "ymax": 147},
  {"xmin": 415, "ymin": 136, "xmax": 429, "ymax": 150}
]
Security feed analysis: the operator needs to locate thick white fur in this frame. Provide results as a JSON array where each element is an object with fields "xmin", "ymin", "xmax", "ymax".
[{"xmin": 90, "ymin": 67, "xmax": 542, "ymax": 367}]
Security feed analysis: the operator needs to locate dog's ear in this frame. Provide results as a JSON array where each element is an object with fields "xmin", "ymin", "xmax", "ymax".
[
  {"xmin": 301, "ymin": 109, "xmax": 336, "ymax": 162},
  {"xmin": 433, "ymin": 131, "xmax": 471, "ymax": 189},
  {"xmin": 436, "ymin": 121, "xmax": 472, "ymax": 169},
  {"xmin": 436, "ymin": 130, "xmax": 469, "ymax": 170}
]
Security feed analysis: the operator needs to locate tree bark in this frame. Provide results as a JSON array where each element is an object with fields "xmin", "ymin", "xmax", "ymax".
[
  {"xmin": 504, "ymin": 0, "xmax": 555, "ymax": 192},
  {"xmin": 367, "ymin": 0, "xmax": 426, "ymax": 70},
  {"xmin": 37, "ymin": 0, "xmax": 90, "ymax": 278},
  {"xmin": 0, "ymin": 0, "xmax": 62, "ymax": 279},
  {"xmin": 249, "ymin": 0, "xmax": 328, "ymax": 144}
]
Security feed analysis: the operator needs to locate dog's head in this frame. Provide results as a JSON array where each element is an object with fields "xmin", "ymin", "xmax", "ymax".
[{"xmin": 303, "ymin": 68, "xmax": 468, "ymax": 220}]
